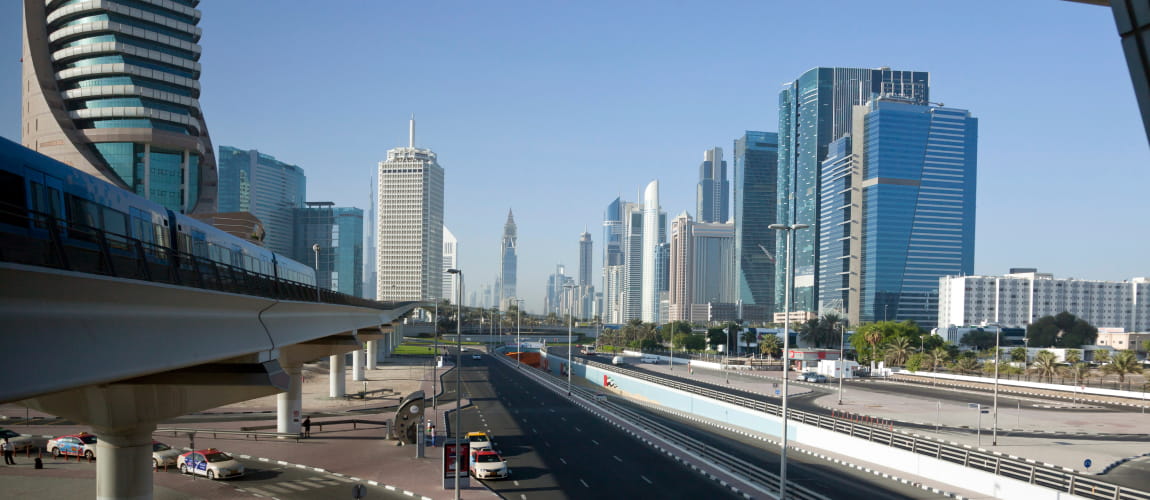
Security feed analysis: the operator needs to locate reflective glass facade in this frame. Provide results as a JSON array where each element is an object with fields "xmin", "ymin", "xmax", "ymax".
[
  {"xmin": 859, "ymin": 100, "xmax": 977, "ymax": 329},
  {"xmin": 818, "ymin": 136, "xmax": 856, "ymax": 321},
  {"xmin": 776, "ymin": 67, "xmax": 929, "ymax": 315},
  {"xmin": 697, "ymin": 147, "xmax": 729, "ymax": 223},
  {"xmin": 733, "ymin": 131, "xmax": 778, "ymax": 309},
  {"xmin": 218, "ymin": 146, "xmax": 306, "ymax": 256},
  {"xmin": 23, "ymin": 0, "xmax": 216, "ymax": 214},
  {"xmin": 294, "ymin": 204, "xmax": 364, "ymax": 297}
]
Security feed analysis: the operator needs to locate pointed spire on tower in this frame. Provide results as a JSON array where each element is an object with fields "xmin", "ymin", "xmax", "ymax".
[{"xmin": 409, "ymin": 114, "xmax": 415, "ymax": 148}]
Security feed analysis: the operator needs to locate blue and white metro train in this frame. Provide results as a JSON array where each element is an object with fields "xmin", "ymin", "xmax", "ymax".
[{"xmin": 0, "ymin": 136, "xmax": 316, "ymax": 286}]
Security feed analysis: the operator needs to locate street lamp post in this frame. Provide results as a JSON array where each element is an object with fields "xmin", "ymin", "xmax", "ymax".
[
  {"xmin": 311, "ymin": 243, "xmax": 320, "ymax": 301},
  {"xmin": 838, "ymin": 322, "xmax": 846, "ymax": 405},
  {"xmin": 516, "ymin": 298, "xmax": 525, "ymax": 369},
  {"xmin": 432, "ymin": 300, "xmax": 439, "ymax": 429},
  {"xmin": 769, "ymin": 222, "xmax": 809, "ymax": 500},
  {"xmin": 982, "ymin": 322, "xmax": 1002, "ymax": 446},
  {"xmin": 563, "ymin": 284, "xmax": 576, "ymax": 396},
  {"xmin": 446, "ymin": 268, "xmax": 463, "ymax": 500}
]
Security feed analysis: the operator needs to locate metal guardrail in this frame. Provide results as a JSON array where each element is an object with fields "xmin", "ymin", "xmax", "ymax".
[
  {"xmin": 588, "ymin": 359, "xmax": 1150, "ymax": 500},
  {"xmin": 156, "ymin": 427, "xmax": 299, "ymax": 442}
]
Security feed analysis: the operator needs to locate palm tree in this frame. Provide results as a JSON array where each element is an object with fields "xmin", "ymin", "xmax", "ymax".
[
  {"xmin": 953, "ymin": 357, "xmax": 981, "ymax": 375},
  {"xmin": 759, "ymin": 334, "xmax": 782, "ymax": 360},
  {"xmin": 863, "ymin": 328, "xmax": 884, "ymax": 364},
  {"xmin": 1031, "ymin": 350, "xmax": 1059, "ymax": 383},
  {"xmin": 1065, "ymin": 361, "xmax": 1091, "ymax": 386},
  {"xmin": 819, "ymin": 312, "xmax": 844, "ymax": 347},
  {"xmin": 1093, "ymin": 349, "xmax": 1112, "ymax": 364},
  {"xmin": 929, "ymin": 347, "xmax": 949, "ymax": 372},
  {"xmin": 1009, "ymin": 347, "xmax": 1027, "ymax": 363},
  {"xmin": 1102, "ymin": 350, "xmax": 1144, "ymax": 384},
  {"xmin": 884, "ymin": 337, "xmax": 913, "ymax": 366},
  {"xmin": 741, "ymin": 329, "xmax": 758, "ymax": 356},
  {"xmin": 1064, "ymin": 349, "xmax": 1082, "ymax": 365}
]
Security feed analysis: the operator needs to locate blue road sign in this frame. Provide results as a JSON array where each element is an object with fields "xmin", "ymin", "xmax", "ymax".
[{"xmin": 1084, "ymin": 458, "xmax": 1092, "ymax": 469}]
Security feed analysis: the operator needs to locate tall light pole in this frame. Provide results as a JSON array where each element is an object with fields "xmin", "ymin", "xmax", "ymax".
[
  {"xmin": 516, "ymin": 298, "xmax": 525, "ymax": 369},
  {"xmin": 311, "ymin": 243, "xmax": 320, "ymax": 301},
  {"xmin": 446, "ymin": 268, "xmax": 463, "ymax": 500},
  {"xmin": 838, "ymin": 322, "xmax": 847, "ymax": 405},
  {"xmin": 769, "ymin": 222, "xmax": 808, "ymax": 500},
  {"xmin": 563, "ymin": 283, "xmax": 577, "ymax": 396},
  {"xmin": 983, "ymin": 321, "xmax": 1002, "ymax": 446}
]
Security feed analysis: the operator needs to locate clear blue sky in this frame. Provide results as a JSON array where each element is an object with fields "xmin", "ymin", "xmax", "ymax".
[{"xmin": 2, "ymin": 1, "xmax": 1146, "ymax": 313}]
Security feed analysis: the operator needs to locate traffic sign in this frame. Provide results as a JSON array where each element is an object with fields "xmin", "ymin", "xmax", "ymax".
[{"xmin": 1084, "ymin": 458, "xmax": 1092, "ymax": 469}]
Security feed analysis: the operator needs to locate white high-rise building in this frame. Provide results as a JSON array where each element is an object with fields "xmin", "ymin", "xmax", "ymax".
[
  {"xmin": 938, "ymin": 270, "xmax": 1150, "ymax": 331},
  {"xmin": 442, "ymin": 226, "xmax": 458, "ymax": 303},
  {"xmin": 641, "ymin": 180, "xmax": 660, "ymax": 323},
  {"xmin": 376, "ymin": 117, "xmax": 444, "ymax": 301}
]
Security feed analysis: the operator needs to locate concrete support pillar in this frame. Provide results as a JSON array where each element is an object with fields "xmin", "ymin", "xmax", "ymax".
[
  {"xmin": 329, "ymin": 353, "xmax": 346, "ymax": 398},
  {"xmin": 366, "ymin": 340, "xmax": 378, "ymax": 370},
  {"xmin": 352, "ymin": 347, "xmax": 365, "ymax": 381},
  {"xmin": 93, "ymin": 424, "xmax": 155, "ymax": 500},
  {"xmin": 277, "ymin": 362, "xmax": 303, "ymax": 436}
]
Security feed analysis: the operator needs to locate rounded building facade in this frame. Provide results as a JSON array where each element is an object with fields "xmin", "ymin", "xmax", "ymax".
[{"xmin": 21, "ymin": 0, "xmax": 217, "ymax": 214}]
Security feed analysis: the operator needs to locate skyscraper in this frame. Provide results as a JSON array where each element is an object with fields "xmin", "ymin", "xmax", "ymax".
[
  {"xmin": 697, "ymin": 148, "xmax": 729, "ymax": 223},
  {"xmin": 295, "ymin": 202, "xmax": 364, "ymax": 297},
  {"xmin": 777, "ymin": 67, "xmax": 929, "ymax": 316},
  {"xmin": 641, "ymin": 180, "xmax": 660, "ymax": 323},
  {"xmin": 668, "ymin": 213, "xmax": 736, "ymax": 322},
  {"xmin": 21, "ymin": 1, "xmax": 217, "ymax": 214},
  {"xmin": 442, "ymin": 226, "xmax": 458, "ymax": 304},
  {"xmin": 376, "ymin": 117, "xmax": 444, "ymax": 301},
  {"xmin": 733, "ymin": 131, "xmax": 779, "ymax": 310},
  {"xmin": 578, "ymin": 230, "xmax": 592, "ymax": 286},
  {"xmin": 500, "ymin": 210, "xmax": 518, "ymax": 309},
  {"xmin": 602, "ymin": 197, "xmax": 626, "ymax": 322},
  {"xmin": 218, "ymin": 146, "xmax": 307, "ymax": 256}
]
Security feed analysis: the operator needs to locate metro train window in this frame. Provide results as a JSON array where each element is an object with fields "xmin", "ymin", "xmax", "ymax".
[
  {"xmin": 30, "ymin": 182, "xmax": 62, "ymax": 229},
  {"xmin": 66, "ymin": 195, "xmax": 100, "ymax": 241},
  {"xmin": 0, "ymin": 170, "xmax": 27, "ymax": 227}
]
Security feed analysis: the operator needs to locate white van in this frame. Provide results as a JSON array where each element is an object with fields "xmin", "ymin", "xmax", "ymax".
[
  {"xmin": 641, "ymin": 355, "xmax": 659, "ymax": 364},
  {"xmin": 611, "ymin": 356, "xmax": 624, "ymax": 365}
]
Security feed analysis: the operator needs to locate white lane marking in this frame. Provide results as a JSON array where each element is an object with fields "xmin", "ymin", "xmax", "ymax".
[
  {"xmin": 259, "ymin": 485, "xmax": 292, "ymax": 493},
  {"xmin": 592, "ymin": 440, "xmax": 600, "ymax": 445},
  {"xmin": 561, "ymin": 417, "xmax": 566, "ymax": 422},
  {"xmin": 641, "ymin": 475, "xmax": 652, "ymax": 484},
  {"xmin": 575, "ymin": 427, "xmax": 582, "ymax": 432},
  {"xmin": 239, "ymin": 488, "xmax": 274, "ymax": 496},
  {"xmin": 560, "ymin": 458, "xmax": 567, "ymax": 465},
  {"xmin": 514, "ymin": 480, "xmax": 520, "ymax": 486},
  {"xmin": 277, "ymin": 482, "xmax": 310, "ymax": 491},
  {"xmin": 580, "ymin": 479, "xmax": 589, "ymax": 488},
  {"xmin": 544, "ymin": 441, "xmax": 551, "ymax": 447},
  {"xmin": 612, "ymin": 455, "xmax": 622, "ymax": 462}
]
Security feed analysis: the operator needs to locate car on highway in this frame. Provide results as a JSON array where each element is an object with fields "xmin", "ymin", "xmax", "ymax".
[
  {"xmin": 47, "ymin": 432, "xmax": 97, "ymax": 459},
  {"xmin": 0, "ymin": 428, "xmax": 46, "ymax": 453},
  {"xmin": 470, "ymin": 448, "xmax": 510, "ymax": 479},
  {"xmin": 466, "ymin": 431, "xmax": 492, "ymax": 451},
  {"xmin": 799, "ymin": 372, "xmax": 828, "ymax": 383},
  {"xmin": 612, "ymin": 356, "xmax": 624, "ymax": 365},
  {"xmin": 178, "ymin": 448, "xmax": 245, "ymax": 479},
  {"xmin": 471, "ymin": 353, "xmax": 482, "ymax": 360},
  {"xmin": 152, "ymin": 441, "xmax": 181, "ymax": 469},
  {"xmin": 594, "ymin": 393, "xmax": 608, "ymax": 403},
  {"xmin": 641, "ymin": 354, "xmax": 659, "ymax": 363}
]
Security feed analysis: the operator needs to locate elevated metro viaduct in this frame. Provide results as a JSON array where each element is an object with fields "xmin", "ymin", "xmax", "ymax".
[{"xmin": 1, "ymin": 262, "xmax": 424, "ymax": 500}]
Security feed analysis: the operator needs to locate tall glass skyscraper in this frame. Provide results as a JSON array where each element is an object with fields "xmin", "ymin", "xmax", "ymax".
[
  {"xmin": 733, "ymin": 131, "xmax": 779, "ymax": 310},
  {"xmin": 777, "ymin": 67, "xmax": 930, "ymax": 316},
  {"xmin": 697, "ymin": 148, "xmax": 729, "ymax": 223},
  {"xmin": 295, "ymin": 203, "xmax": 364, "ymax": 297},
  {"xmin": 818, "ymin": 99, "xmax": 977, "ymax": 329},
  {"xmin": 21, "ymin": 0, "xmax": 217, "ymax": 214},
  {"xmin": 218, "ymin": 146, "xmax": 307, "ymax": 256},
  {"xmin": 499, "ymin": 210, "xmax": 518, "ymax": 309}
]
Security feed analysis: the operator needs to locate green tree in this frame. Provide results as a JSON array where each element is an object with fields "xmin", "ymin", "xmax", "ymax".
[
  {"xmin": 929, "ymin": 346, "xmax": 950, "ymax": 372},
  {"xmin": 725, "ymin": 321, "xmax": 742, "ymax": 354},
  {"xmin": 681, "ymin": 333, "xmax": 706, "ymax": 351},
  {"xmin": 906, "ymin": 352, "xmax": 927, "ymax": 372},
  {"xmin": 1026, "ymin": 312, "xmax": 1098, "ymax": 348},
  {"xmin": 1141, "ymin": 340, "xmax": 1150, "ymax": 354},
  {"xmin": 742, "ymin": 329, "xmax": 759, "ymax": 355},
  {"xmin": 1066, "ymin": 362, "xmax": 1091, "ymax": 385},
  {"xmin": 863, "ymin": 326, "xmax": 885, "ymax": 364},
  {"xmin": 1094, "ymin": 349, "xmax": 1111, "ymax": 364},
  {"xmin": 1102, "ymin": 350, "xmax": 1144, "ymax": 383},
  {"xmin": 953, "ymin": 357, "xmax": 981, "ymax": 375},
  {"xmin": 1064, "ymin": 349, "xmax": 1082, "ymax": 364},
  {"xmin": 960, "ymin": 329, "xmax": 997, "ymax": 350},
  {"xmin": 884, "ymin": 337, "xmax": 913, "ymax": 366},
  {"xmin": 1031, "ymin": 350, "xmax": 1059, "ymax": 383},
  {"xmin": 1009, "ymin": 347, "xmax": 1028, "ymax": 363},
  {"xmin": 759, "ymin": 334, "xmax": 782, "ymax": 359}
]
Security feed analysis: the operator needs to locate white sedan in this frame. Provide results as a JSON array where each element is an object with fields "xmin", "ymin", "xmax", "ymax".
[
  {"xmin": 0, "ymin": 428, "xmax": 46, "ymax": 453},
  {"xmin": 152, "ymin": 441, "xmax": 181, "ymax": 469}
]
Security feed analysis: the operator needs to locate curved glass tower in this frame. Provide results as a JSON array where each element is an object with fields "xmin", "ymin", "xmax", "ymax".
[{"xmin": 21, "ymin": 0, "xmax": 216, "ymax": 214}]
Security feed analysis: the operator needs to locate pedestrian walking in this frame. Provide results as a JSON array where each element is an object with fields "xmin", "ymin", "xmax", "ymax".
[
  {"xmin": 2, "ymin": 438, "xmax": 15, "ymax": 465},
  {"xmin": 302, "ymin": 416, "xmax": 312, "ymax": 438}
]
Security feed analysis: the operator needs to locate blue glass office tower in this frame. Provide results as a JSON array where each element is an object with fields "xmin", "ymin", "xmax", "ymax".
[
  {"xmin": 697, "ymin": 148, "xmax": 729, "ymax": 223},
  {"xmin": 218, "ymin": 146, "xmax": 307, "ymax": 256},
  {"xmin": 858, "ymin": 100, "xmax": 976, "ymax": 328},
  {"xmin": 21, "ymin": 0, "xmax": 217, "ymax": 214},
  {"xmin": 733, "ymin": 131, "xmax": 779, "ymax": 310},
  {"xmin": 295, "ymin": 203, "xmax": 365, "ymax": 297},
  {"xmin": 777, "ymin": 67, "xmax": 929, "ymax": 317}
]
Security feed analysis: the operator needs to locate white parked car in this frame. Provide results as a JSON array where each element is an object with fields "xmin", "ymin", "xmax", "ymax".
[
  {"xmin": 470, "ymin": 448, "xmax": 510, "ymax": 479},
  {"xmin": 152, "ymin": 441, "xmax": 181, "ymax": 469},
  {"xmin": 0, "ymin": 428, "xmax": 46, "ymax": 453},
  {"xmin": 178, "ymin": 448, "xmax": 244, "ymax": 479}
]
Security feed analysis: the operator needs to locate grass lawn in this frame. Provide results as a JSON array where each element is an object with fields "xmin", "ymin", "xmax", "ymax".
[{"xmin": 393, "ymin": 344, "xmax": 436, "ymax": 356}]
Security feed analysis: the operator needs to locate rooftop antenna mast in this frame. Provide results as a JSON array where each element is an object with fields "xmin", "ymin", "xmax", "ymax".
[{"xmin": 409, "ymin": 113, "xmax": 415, "ymax": 148}]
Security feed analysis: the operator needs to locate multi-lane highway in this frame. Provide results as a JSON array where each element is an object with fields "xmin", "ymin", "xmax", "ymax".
[{"xmin": 448, "ymin": 349, "xmax": 952, "ymax": 499}]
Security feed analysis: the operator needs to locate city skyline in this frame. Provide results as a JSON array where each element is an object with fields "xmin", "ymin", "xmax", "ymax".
[{"xmin": 3, "ymin": 1, "xmax": 1147, "ymax": 314}]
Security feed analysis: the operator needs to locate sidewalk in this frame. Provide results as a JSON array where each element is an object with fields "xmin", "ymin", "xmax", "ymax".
[{"xmin": 0, "ymin": 352, "xmax": 495, "ymax": 500}]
